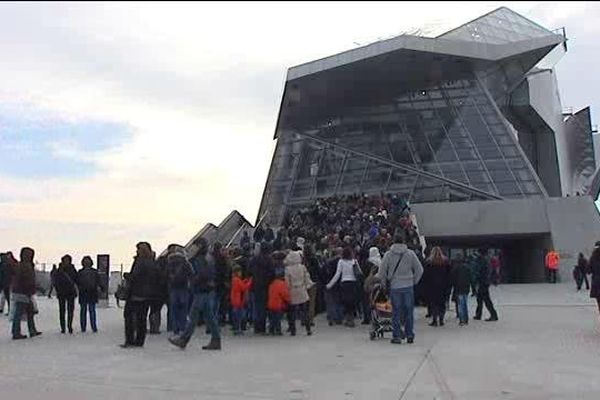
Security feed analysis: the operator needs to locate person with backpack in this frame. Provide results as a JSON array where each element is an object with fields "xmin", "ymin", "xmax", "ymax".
[
  {"xmin": 376, "ymin": 230, "xmax": 423, "ymax": 345},
  {"xmin": 169, "ymin": 237, "xmax": 222, "ymax": 351},
  {"xmin": 451, "ymin": 253, "xmax": 471, "ymax": 326},
  {"xmin": 148, "ymin": 255, "xmax": 168, "ymax": 335},
  {"xmin": 166, "ymin": 244, "xmax": 193, "ymax": 336},
  {"xmin": 77, "ymin": 256, "xmax": 103, "ymax": 333},
  {"xmin": 55, "ymin": 255, "xmax": 78, "ymax": 334}
]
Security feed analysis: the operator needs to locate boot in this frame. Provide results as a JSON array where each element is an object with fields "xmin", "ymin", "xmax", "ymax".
[
  {"xmin": 429, "ymin": 319, "xmax": 438, "ymax": 327},
  {"xmin": 13, "ymin": 334, "xmax": 27, "ymax": 340},
  {"xmin": 168, "ymin": 335, "xmax": 188, "ymax": 349},
  {"xmin": 202, "ymin": 337, "xmax": 221, "ymax": 351}
]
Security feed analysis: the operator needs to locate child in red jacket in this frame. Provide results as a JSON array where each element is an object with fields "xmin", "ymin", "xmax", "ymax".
[
  {"xmin": 230, "ymin": 266, "xmax": 252, "ymax": 335},
  {"xmin": 268, "ymin": 269, "xmax": 290, "ymax": 335}
]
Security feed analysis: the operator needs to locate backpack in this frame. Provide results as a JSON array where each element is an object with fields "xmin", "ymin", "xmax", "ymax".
[
  {"xmin": 115, "ymin": 278, "xmax": 130, "ymax": 301},
  {"xmin": 171, "ymin": 259, "xmax": 191, "ymax": 288},
  {"xmin": 78, "ymin": 269, "xmax": 98, "ymax": 293}
]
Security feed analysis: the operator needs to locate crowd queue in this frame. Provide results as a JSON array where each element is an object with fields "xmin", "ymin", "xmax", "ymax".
[{"xmin": 2, "ymin": 193, "xmax": 600, "ymax": 347}]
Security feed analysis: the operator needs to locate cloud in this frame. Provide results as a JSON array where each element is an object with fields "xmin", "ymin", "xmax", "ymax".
[{"xmin": 0, "ymin": 102, "xmax": 133, "ymax": 179}]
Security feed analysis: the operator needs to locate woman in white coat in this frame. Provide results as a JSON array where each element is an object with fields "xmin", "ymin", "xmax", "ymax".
[{"xmin": 284, "ymin": 250, "xmax": 314, "ymax": 336}]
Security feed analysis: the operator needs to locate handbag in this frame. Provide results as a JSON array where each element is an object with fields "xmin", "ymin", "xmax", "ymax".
[
  {"xmin": 115, "ymin": 278, "xmax": 130, "ymax": 301},
  {"xmin": 385, "ymin": 253, "xmax": 405, "ymax": 294}
]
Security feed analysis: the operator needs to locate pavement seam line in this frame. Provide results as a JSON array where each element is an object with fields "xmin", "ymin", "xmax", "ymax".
[{"xmin": 398, "ymin": 347, "xmax": 432, "ymax": 400}]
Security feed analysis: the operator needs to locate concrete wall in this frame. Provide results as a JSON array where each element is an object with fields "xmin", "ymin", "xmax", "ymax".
[{"xmin": 413, "ymin": 196, "xmax": 600, "ymax": 282}]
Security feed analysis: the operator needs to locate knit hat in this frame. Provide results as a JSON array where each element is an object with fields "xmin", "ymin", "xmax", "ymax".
[{"xmin": 368, "ymin": 247, "xmax": 382, "ymax": 268}]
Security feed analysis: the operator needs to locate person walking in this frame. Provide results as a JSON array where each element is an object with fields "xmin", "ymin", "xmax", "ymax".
[
  {"xmin": 121, "ymin": 242, "xmax": 155, "ymax": 348},
  {"xmin": 574, "ymin": 253, "xmax": 590, "ymax": 291},
  {"xmin": 166, "ymin": 244, "xmax": 193, "ymax": 336},
  {"xmin": 545, "ymin": 249, "xmax": 560, "ymax": 284},
  {"xmin": 285, "ymin": 250, "xmax": 314, "ymax": 336},
  {"xmin": 588, "ymin": 241, "xmax": 600, "ymax": 325},
  {"xmin": 451, "ymin": 253, "xmax": 471, "ymax": 326},
  {"xmin": 77, "ymin": 256, "xmax": 104, "ymax": 333},
  {"xmin": 248, "ymin": 242, "xmax": 274, "ymax": 335},
  {"xmin": 11, "ymin": 247, "xmax": 42, "ymax": 340},
  {"xmin": 425, "ymin": 247, "xmax": 451, "ymax": 327},
  {"xmin": 376, "ymin": 230, "xmax": 423, "ymax": 344},
  {"xmin": 473, "ymin": 248, "xmax": 499, "ymax": 321},
  {"xmin": 54, "ymin": 255, "xmax": 78, "ymax": 334},
  {"xmin": 326, "ymin": 247, "xmax": 362, "ymax": 327},
  {"xmin": 169, "ymin": 237, "xmax": 221, "ymax": 351}
]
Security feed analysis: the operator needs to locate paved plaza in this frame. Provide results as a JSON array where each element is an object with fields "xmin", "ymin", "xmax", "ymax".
[{"xmin": 1, "ymin": 283, "xmax": 599, "ymax": 400}]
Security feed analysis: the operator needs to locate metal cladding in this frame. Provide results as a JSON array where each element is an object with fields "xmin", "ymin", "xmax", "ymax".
[{"xmin": 257, "ymin": 7, "xmax": 595, "ymax": 225}]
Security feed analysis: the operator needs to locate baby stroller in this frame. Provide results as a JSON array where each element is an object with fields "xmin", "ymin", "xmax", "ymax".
[{"xmin": 369, "ymin": 282, "xmax": 393, "ymax": 340}]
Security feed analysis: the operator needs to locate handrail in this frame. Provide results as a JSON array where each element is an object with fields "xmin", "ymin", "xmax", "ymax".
[{"xmin": 226, "ymin": 221, "xmax": 250, "ymax": 248}]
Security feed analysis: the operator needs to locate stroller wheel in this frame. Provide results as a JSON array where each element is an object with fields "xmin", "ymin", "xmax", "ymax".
[{"xmin": 369, "ymin": 331, "xmax": 377, "ymax": 341}]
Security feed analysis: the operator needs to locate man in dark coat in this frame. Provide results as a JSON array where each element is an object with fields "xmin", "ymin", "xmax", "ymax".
[
  {"xmin": 11, "ymin": 247, "xmax": 41, "ymax": 340},
  {"xmin": 473, "ymin": 249, "xmax": 498, "ymax": 321},
  {"xmin": 55, "ymin": 255, "xmax": 78, "ymax": 334},
  {"xmin": 248, "ymin": 241, "xmax": 274, "ymax": 334},
  {"xmin": 148, "ymin": 255, "xmax": 168, "ymax": 334},
  {"xmin": 451, "ymin": 254, "xmax": 471, "ymax": 325},
  {"xmin": 77, "ymin": 256, "xmax": 104, "ymax": 333},
  {"xmin": 121, "ymin": 242, "xmax": 156, "ymax": 348}
]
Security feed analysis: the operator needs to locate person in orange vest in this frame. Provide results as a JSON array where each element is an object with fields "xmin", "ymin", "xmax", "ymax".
[{"xmin": 545, "ymin": 249, "xmax": 560, "ymax": 284}]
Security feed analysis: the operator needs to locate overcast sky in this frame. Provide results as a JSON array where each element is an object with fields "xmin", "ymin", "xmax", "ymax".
[{"xmin": 0, "ymin": 1, "xmax": 598, "ymax": 267}]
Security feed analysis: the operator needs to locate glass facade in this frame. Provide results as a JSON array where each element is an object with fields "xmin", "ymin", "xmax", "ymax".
[{"xmin": 258, "ymin": 7, "xmax": 568, "ymax": 225}]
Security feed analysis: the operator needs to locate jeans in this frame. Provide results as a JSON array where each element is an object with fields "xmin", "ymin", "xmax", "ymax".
[
  {"xmin": 325, "ymin": 290, "xmax": 342, "ymax": 323},
  {"xmin": 181, "ymin": 291, "xmax": 220, "ymax": 344},
  {"xmin": 390, "ymin": 287, "xmax": 414, "ymax": 340},
  {"xmin": 169, "ymin": 289, "xmax": 190, "ymax": 335},
  {"xmin": 456, "ymin": 294, "xmax": 468, "ymax": 324},
  {"xmin": 80, "ymin": 301, "xmax": 97, "ymax": 332},
  {"xmin": 268, "ymin": 310, "xmax": 283, "ymax": 334},
  {"xmin": 475, "ymin": 286, "xmax": 498, "ymax": 319},
  {"xmin": 58, "ymin": 296, "xmax": 75, "ymax": 333},
  {"xmin": 232, "ymin": 307, "xmax": 245, "ymax": 333},
  {"xmin": 12, "ymin": 301, "xmax": 36, "ymax": 337},
  {"xmin": 124, "ymin": 300, "xmax": 149, "ymax": 346}
]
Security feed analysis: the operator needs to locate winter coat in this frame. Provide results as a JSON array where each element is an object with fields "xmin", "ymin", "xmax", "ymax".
[
  {"xmin": 128, "ymin": 255, "xmax": 158, "ymax": 301},
  {"xmin": 589, "ymin": 247, "xmax": 600, "ymax": 299},
  {"xmin": 268, "ymin": 278, "xmax": 290, "ymax": 312},
  {"xmin": 0, "ymin": 258, "xmax": 15, "ymax": 290},
  {"xmin": 167, "ymin": 252, "xmax": 193, "ymax": 290},
  {"xmin": 230, "ymin": 276, "xmax": 252, "ymax": 309},
  {"xmin": 12, "ymin": 262, "xmax": 36, "ymax": 297},
  {"xmin": 545, "ymin": 251, "xmax": 560, "ymax": 270},
  {"xmin": 473, "ymin": 255, "xmax": 491, "ymax": 289},
  {"xmin": 376, "ymin": 244, "xmax": 423, "ymax": 290},
  {"xmin": 190, "ymin": 253, "xmax": 216, "ymax": 294},
  {"xmin": 424, "ymin": 259, "xmax": 451, "ymax": 304},
  {"xmin": 77, "ymin": 267, "xmax": 103, "ymax": 304},
  {"xmin": 451, "ymin": 259, "xmax": 471, "ymax": 296},
  {"xmin": 284, "ymin": 251, "xmax": 314, "ymax": 305},
  {"xmin": 54, "ymin": 263, "xmax": 78, "ymax": 298},
  {"xmin": 249, "ymin": 254, "xmax": 274, "ymax": 295}
]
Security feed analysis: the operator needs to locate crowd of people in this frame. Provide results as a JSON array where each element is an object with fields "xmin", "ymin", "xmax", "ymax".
[{"xmin": 2, "ymin": 193, "xmax": 600, "ymax": 346}]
